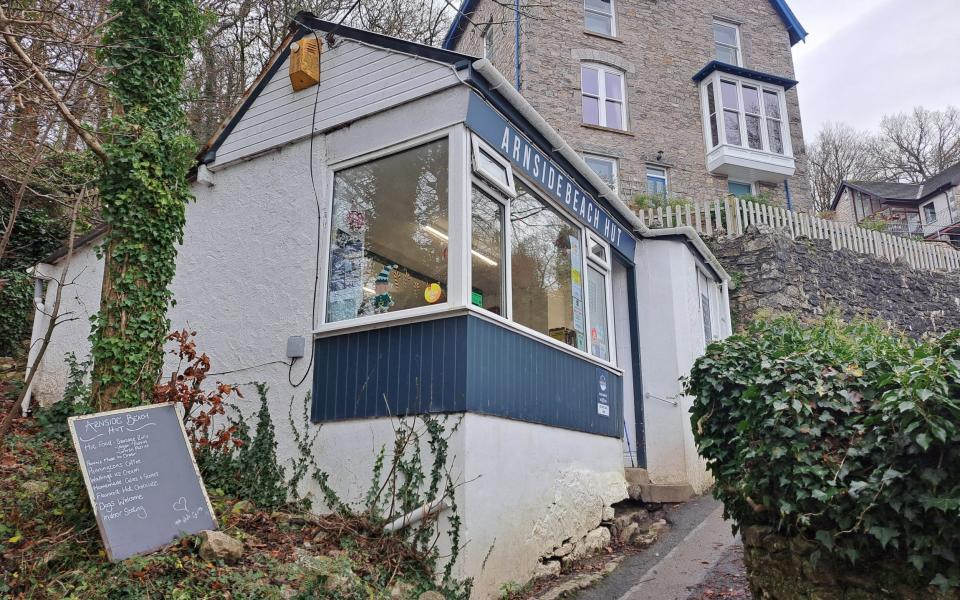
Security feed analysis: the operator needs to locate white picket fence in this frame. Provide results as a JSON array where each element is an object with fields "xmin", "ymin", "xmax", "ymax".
[{"xmin": 637, "ymin": 197, "xmax": 960, "ymax": 273}]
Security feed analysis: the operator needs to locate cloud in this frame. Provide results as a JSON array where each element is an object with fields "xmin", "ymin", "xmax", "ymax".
[{"xmin": 792, "ymin": 0, "xmax": 960, "ymax": 138}]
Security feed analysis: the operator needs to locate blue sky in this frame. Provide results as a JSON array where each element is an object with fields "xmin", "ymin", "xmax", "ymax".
[{"xmin": 791, "ymin": 0, "xmax": 960, "ymax": 139}]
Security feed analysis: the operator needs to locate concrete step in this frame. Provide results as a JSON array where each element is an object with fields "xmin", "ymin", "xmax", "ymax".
[{"xmin": 627, "ymin": 482, "xmax": 696, "ymax": 504}]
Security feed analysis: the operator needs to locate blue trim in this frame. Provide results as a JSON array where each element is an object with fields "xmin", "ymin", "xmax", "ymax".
[
  {"xmin": 443, "ymin": 0, "xmax": 806, "ymax": 50},
  {"xmin": 784, "ymin": 178, "xmax": 793, "ymax": 211},
  {"xmin": 622, "ymin": 257, "xmax": 647, "ymax": 468},
  {"xmin": 311, "ymin": 314, "xmax": 623, "ymax": 438},
  {"xmin": 692, "ymin": 61, "xmax": 799, "ymax": 90}
]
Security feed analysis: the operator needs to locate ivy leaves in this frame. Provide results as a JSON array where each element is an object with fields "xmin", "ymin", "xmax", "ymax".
[
  {"xmin": 686, "ymin": 316, "xmax": 960, "ymax": 590},
  {"xmin": 89, "ymin": 0, "xmax": 203, "ymax": 408}
]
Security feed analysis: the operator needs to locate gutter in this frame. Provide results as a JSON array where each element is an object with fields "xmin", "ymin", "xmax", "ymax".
[{"xmin": 469, "ymin": 59, "xmax": 730, "ymax": 283}]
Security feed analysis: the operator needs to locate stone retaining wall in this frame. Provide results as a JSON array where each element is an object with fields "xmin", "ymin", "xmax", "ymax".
[
  {"xmin": 707, "ymin": 227, "xmax": 960, "ymax": 336},
  {"xmin": 741, "ymin": 526, "xmax": 957, "ymax": 600}
]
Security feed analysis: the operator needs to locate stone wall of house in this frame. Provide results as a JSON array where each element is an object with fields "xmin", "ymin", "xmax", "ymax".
[
  {"xmin": 741, "ymin": 526, "xmax": 958, "ymax": 600},
  {"xmin": 707, "ymin": 226, "xmax": 960, "ymax": 336},
  {"xmin": 451, "ymin": 0, "xmax": 813, "ymax": 210}
]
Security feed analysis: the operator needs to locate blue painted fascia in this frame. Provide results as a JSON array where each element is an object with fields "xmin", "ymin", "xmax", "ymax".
[
  {"xmin": 692, "ymin": 61, "xmax": 799, "ymax": 91},
  {"xmin": 443, "ymin": 0, "xmax": 807, "ymax": 50}
]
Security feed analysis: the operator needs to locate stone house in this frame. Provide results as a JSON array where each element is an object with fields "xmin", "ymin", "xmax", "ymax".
[
  {"xmin": 443, "ymin": 0, "xmax": 813, "ymax": 210},
  {"xmin": 831, "ymin": 162, "xmax": 960, "ymax": 247}
]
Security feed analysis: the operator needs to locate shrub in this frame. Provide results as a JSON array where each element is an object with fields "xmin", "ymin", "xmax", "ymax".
[
  {"xmin": 35, "ymin": 352, "xmax": 93, "ymax": 440},
  {"xmin": 685, "ymin": 316, "xmax": 960, "ymax": 590},
  {"xmin": 632, "ymin": 193, "xmax": 691, "ymax": 211}
]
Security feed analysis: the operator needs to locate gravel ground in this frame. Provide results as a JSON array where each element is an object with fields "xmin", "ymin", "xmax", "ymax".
[{"xmin": 686, "ymin": 543, "xmax": 753, "ymax": 600}]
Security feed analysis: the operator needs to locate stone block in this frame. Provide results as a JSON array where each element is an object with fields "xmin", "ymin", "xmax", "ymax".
[
  {"xmin": 637, "ymin": 483, "xmax": 695, "ymax": 503},
  {"xmin": 198, "ymin": 530, "xmax": 243, "ymax": 563},
  {"xmin": 624, "ymin": 467, "xmax": 651, "ymax": 486}
]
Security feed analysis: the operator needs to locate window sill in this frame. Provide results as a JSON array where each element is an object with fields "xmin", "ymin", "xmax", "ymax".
[
  {"xmin": 581, "ymin": 123, "xmax": 634, "ymax": 137},
  {"xmin": 583, "ymin": 30, "xmax": 623, "ymax": 43}
]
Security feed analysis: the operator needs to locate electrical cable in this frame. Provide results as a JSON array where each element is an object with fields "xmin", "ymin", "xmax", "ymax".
[{"xmin": 287, "ymin": 27, "xmax": 326, "ymax": 388}]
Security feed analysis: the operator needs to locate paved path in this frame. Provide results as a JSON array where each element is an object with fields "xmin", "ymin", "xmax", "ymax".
[{"xmin": 572, "ymin": 495, "xmax": 740, "ymax": 600}]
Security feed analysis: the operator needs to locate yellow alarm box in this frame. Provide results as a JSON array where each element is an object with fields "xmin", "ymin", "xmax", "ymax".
[{"xmin": 289, "ymin": 38, "xmax": 321, "ymax": 91}]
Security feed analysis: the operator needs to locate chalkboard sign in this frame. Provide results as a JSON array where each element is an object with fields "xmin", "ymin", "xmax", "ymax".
[{"xmin": 69, "ymin": 403, "xmax": 217, "ymax": 561}]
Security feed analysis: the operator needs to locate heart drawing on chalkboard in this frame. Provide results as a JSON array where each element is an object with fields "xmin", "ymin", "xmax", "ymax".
[{"xmin": 172, "ymin": 496, "xmax": 188, "ymax": 514}]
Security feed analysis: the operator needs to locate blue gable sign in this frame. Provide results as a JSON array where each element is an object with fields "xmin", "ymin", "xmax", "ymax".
[{"xmin": 465, "ymin": 94, "xmax": 637, "ymax": 258}]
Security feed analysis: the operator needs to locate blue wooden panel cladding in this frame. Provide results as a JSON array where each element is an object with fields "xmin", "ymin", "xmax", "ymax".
[{"xmin": 311, "ymin": 314, "xmax": 623, "ymax": 438}]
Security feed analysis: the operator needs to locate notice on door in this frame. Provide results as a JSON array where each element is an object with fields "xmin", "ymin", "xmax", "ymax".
[{"xmin": 69, "ymin": 403, "xmax": 217, "ymax": 561}]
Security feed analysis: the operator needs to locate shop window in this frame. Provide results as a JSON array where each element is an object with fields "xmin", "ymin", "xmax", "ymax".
[
  {"xmin": 471, "ymin": 188, "xmax": 505, "ymax": 315},
  {"xmin": 581, "ymin": 64, "xmax": 626, "ymax": 130},
  {"xmin": 584, "ymin": 0, "xmax": 615, "ymax": 36},
  {"xmin": 585, "ymin": 233, "xmax": 612, "ymax": 362},
  {"xmin": 325, "ymin": 139, "xmax": 449, "ymax": 323},
  {"xmin": 510, "ymin": 181, "xmax": 587, "ymax": 351}
]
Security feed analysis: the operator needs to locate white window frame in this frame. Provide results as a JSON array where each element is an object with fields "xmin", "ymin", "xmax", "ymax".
[
  {"xmin": 581, "ymin": 63, "xmax": 627, "ymax": 130},
  {"xmin": 583, "ymin": 154, "xmax": 619, "ymax": 194},
  {"xmin": 645, "ymin": 165, "xmax": 668, "ymax": 198},
  {"xmin": 584, "ymin": 0, "xmax": 616, "ymax": 36},
  {"xmin": 316, "ymin": 126, "xmax": 467, "ymax": 334},
  {"xmin": 713, "ymin": 19, "xmax": 742, "ymax": 66},
  {"xmin": 471, "ymin": 134, "xmax": 516, "ymax": 198},
  {"xmin": 699, "ymin": 72, "xmax": 792, "ymax": 157},
  {"xmin": 921, "ymin": 200, "xmax": 938, "ymax": 225},
  {"xmin": 727, "ymin": 180, "xmax": 754, "ymax": 197},
  {"xmin": 696, "ymin": 267, "xmax": 720, "ymax": 348},
  {"xmin": 467, "ymin": 167, "xmax": 621, "ymax": 369},
  {"xmin": 481, "ymin": 18, "xmax": 495, "ymax": 59}
]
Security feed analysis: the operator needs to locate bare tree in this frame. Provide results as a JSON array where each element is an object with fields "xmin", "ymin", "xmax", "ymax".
[
  {"xmin": 806, "ymin": 122, "xmax": 877, "ymax": 213},
  {"xmin": 871, "ymin": 106, "xmax": 960, "ymax": 183}
]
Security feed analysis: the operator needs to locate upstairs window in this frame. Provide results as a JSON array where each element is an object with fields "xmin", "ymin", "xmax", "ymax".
[
  {"xmin": 923, "ymin": 201, "xmax": 938, "ymax": 224},
  {"xmin": 583, "ymin": 154, "xmax": 619, "ymax": 193},
  {"xmin": 713, "ymin": 20, "xmax": 741, "ymax": 66},
  {"xmin": 584, "ymin": 0, "xmax": 615, "ymax": 36},
  {"xmin": 481, "ymin": 18, "xmax": 495, "ymax": 59},
  {"xmin": 704, "ymin": 76, "xmax": 788, "ymax": 155},
  {"xmin": 646, "ymin": 166, "xmax": 667, "ymax": 199},
  {"xmin": 581, "ymin": 64, "xmax": 625, "ymax": 130}
]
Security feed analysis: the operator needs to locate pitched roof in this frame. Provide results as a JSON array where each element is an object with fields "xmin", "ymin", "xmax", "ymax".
[
  {"xmin": 442, "ymin": 0, "xmax": 809, "ymax": 50},
  {"xmin": 831, "ymin": 162, "xmax": 960, "ymax": 209}
]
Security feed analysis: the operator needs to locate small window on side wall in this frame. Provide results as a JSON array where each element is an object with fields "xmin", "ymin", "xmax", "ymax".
[
  {"xmin": 646, "ymin": 166, "xmax": 667, "ymax": 199},
  {"xmin": 584, "ymin": 0, "xmax": 615, "ymax": 36}
]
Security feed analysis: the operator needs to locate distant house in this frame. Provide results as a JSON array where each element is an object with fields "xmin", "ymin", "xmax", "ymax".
[{"xmin": 831, "ymin": 163, "xmax": 960, "ymax": 247}]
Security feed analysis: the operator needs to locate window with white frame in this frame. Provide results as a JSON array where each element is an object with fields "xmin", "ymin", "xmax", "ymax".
[
  {"xmin": 584, "ymin": 154, "xmax": 618, "ymax": 193},
  {"xmin": 727, "ymin": 181, "xmax": 753, "ymax": 198},
  {"xmin": 581, "ymin": 64, "xmax": 626, "ymax": 130},
  {"xmin": 584, "ymin": 0, "xmax": 615, "ymax": 36},
  {"xmin": 646, "ymin": 166, "xmax": 667, "ymax": 199},
  {"xmin": 481, "ymin": 18, "xmax": 495, "ymax": 59},
  {"xmin": 703, "ymin": 76, "xmax": 788, "ymax": 155},
  {"xmin": 713, "ymin": 20, "xmax": 741, "ymax": 66},
  {"xmin": 922, "ymin": 201, "xmax": 938, "ymax": 225},
  {"xmin": 325, "ymin": 139, "xmax": 450, "ymax": 323},
  {"xmin": 470, "ymin": 144, "xmax": 616, "ymax": 362}
]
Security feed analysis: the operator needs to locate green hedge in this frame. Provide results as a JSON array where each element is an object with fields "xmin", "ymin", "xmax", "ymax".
[{"xmin": 686, "ymin": 317, "xmax": 960, "ymax": 590}]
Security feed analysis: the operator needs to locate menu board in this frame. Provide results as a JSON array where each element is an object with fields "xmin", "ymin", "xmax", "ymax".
[{"xmin": 69, "ymin": 403, "xmax": 217, "ymax": 561}]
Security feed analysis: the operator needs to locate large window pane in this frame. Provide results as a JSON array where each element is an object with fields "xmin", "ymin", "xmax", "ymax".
[
  {"xmin": 584, "ymin": 11, "xmax": 612, "ymax": 35},
  {"xmin": 723, "ymin": 110, "xmax": 741, "ymax": 145},
  {"xmin": 510, "ymin": 182, "xmax": 586, "ymax": 351},
  {"xmin": 326, "ymin": 139, "xmax": 449, "ymax": 323},
  {"xmin": 605, "ymin": 72, "xmax": 622, "ymax": 100},
  {"xmin": 582, "ymin": 95, "xmax": 600, "ymax": 125},
  {"xmin": 767, "ymin": 119, "xmax": 784, "ymax": 153},
  {"xmin": 471, "ymin": 188, "xmax": 505, "ymax": 315},
  {"xmin": 763, "ymin": 90, "xmax": 781, "ymax": 119},
  {"xmin": 605, "ymin": 100, "xmax": 623, "ymax": 129},
  {"xmin": 587, "ymin": 266, "xmax": 610, "ymax": 361},
  {"xmin": 713, "ymin": 22, "xmax": 737, "ymax": 46},
  {"xmin": 581, "ymin": 66, "xmax": 599, "ymax": 95},
  {"xmin": 746, "ymin": 114, "xmax": 762, "ymax": 149},
  {"xmin": 715, "ymin": 45, "xmax": 738, "ymax": 66},
  {"xmin": 742, "ymin": 86, "xmax": 761, "ymax": 114},
  {"xmin": 720, "ymin": 81, "xmax": 739, "ymax": 110}
]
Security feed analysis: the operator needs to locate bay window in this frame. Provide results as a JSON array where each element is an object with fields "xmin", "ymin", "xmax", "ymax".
[
  {"xmin": 703, "ymin": 76, "xmax": 789, "ymax": 156},
  {"xmin": 581, "ymin": 64, "xmax": 626, "ymax": 130},
  {"xmin": 325, "ymin": 139, "xmax": 449, "ymax": 323}
]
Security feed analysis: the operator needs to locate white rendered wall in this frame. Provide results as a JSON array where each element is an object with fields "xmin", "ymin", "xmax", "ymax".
[
  {"xmin": 634, "ymin": 239, "xmax": 730, "ymax": 493},
  {"xmin": 460, "ymin": 414, "xmax": 626, "ymax": 597}
]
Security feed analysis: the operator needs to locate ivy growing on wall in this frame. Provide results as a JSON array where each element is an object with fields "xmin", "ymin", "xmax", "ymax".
[{"xmin": 89, "ymin": 1, "xmax": 203, "ymax": 409}]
